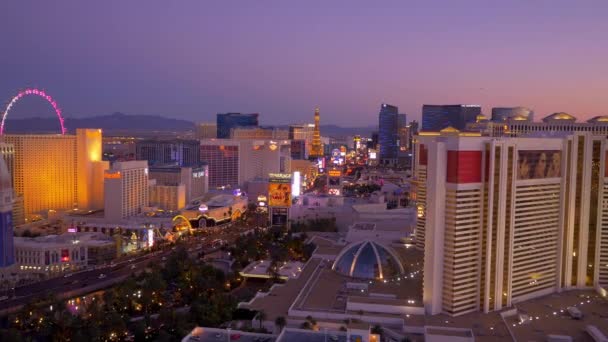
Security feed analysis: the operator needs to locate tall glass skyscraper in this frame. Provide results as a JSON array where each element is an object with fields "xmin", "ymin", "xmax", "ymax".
[
  {"xmin": 216, "ymin": 113, "xmax": 259, "ymax": 139},
  {"xmin": 0, "ymin": 156, "xmax": 14, "ymax": 268},
  {"xmin": 135, "ymin": 139, "xmax": 201, "ymax": 167},
  {"xmin": 378, "ymin": 104, "xmax": 399, "ymax": 163},
  {"xmin": 422, "ymin": 104, "xmax": 481, "ymax": 132}
]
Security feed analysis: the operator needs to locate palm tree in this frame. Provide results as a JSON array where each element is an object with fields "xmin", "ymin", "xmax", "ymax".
[
  {"xmin": 274, "ymin": 316, "xmax": 286, "ymax": 332},
  {"xmin": 257, "ymin": 310, "xmax": 267, "ymax": 330},
  {"xmin": 304, "ymin": 315, "xmax": 317, "ymax": 330}
]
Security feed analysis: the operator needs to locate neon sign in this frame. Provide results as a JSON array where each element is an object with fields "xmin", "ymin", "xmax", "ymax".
[{"xmin": 1, "ymin": 88, "xmax": 67, "ymax": 135}]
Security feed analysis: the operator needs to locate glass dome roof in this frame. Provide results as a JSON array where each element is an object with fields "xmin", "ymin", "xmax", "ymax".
[{"xmin": 332, "ymin": 241, "xmax": 404, "ymax": 280}]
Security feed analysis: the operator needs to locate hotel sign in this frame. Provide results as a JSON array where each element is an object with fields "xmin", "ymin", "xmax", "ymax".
[
  {"xmin": 328, "ymin": 170, "xmax": 341, "ymax": 177},
  {"xmin": 268, "ymin": 173, "xmax": 291, "ymax": 184},
  {"xmin": 104, "ymin": 172, "xmax": 121, "ymax": 179}
]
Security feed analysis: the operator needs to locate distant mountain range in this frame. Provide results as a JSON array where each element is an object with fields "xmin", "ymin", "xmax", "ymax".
[
  {"xmin": 3, "ymin": 112, "xmax": 377, "ymax": 137},
  {"xmin": 3, "ymin": 112, "xmax": 194, "ymax": 134},
  {"xmin": 275, "ymin": 124, "xmax": 377, "ymax": 138}
]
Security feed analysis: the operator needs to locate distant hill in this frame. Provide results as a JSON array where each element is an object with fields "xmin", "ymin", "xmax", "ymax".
[
  {"xmin": 3, "ymin": 112, "xmax": 195, "ymax": 134},
  {"xmin": 317, "ymin": 124, "xmax": 376, "ymax": 138},
  {"xmin": 3, "ymin": 112, "xmax": 376, "ymax": 137}
]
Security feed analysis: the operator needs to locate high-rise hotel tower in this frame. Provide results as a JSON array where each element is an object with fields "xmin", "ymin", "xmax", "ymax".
[
  {"xmin": 3, "ymin": 129, "xmax": 108, "ymax": 221},
  {"xmin": 413, "ymin": 129, "xmax": 608, "ymax": 316}
]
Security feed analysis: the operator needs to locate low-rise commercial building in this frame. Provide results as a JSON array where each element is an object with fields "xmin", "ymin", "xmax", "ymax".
[{"xmin": 13, "ymin": 232, "xmax": 116, "ymax": 277}]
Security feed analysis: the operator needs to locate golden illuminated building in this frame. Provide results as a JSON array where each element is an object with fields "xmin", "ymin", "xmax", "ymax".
[
  {"xmin": 3, "ymin": 129, "xmax": 108, "ymax": 220},
  {"xmin": 77, "ymin": 129, "xmax": 108, "ymax": 210},
  {"xmin": 310, "ymin": 107, "xmax": 323, "ymax": 158}
]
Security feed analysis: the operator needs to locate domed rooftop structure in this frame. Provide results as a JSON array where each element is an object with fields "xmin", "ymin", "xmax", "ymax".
[
  {"xmin": 511, "ymin": 114, "xmax": 530, "ymax": 121},
  {"xmin": 587, "ymin": 116, "xmax": 608, "ymax": 123},
  {"xmin": 475, "ymin": 114, "xmax": 488, "ymax": 123},
  {"xmin": 332, "ymin": 241, "xmax": 404, "ymax": 280},
  {"xmin": 542, "ymin": 112, "xmax": 577, "ymax": 123},
  {"xmin": 439, "ymin": 126, "xmax": 460, "ymax": 136}
]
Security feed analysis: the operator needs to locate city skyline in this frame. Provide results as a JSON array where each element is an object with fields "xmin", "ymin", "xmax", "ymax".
[{"xmin": 1, "ymin": 1, "xmax": 608, "ymax": 126}]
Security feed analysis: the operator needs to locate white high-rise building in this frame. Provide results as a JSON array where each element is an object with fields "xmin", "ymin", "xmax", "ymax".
[
  {"xmin": 104, "ymin": 161, "xmax": 149, "ymax": 221},
  {"xmin": 414, "ymin": 129, "xmax": 608, "ymax": 316}
]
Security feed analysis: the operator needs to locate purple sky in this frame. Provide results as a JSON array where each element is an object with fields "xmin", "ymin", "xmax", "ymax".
[{"xmin": 1, "ymin": 1, "xmax": 607, "ymax": 126}]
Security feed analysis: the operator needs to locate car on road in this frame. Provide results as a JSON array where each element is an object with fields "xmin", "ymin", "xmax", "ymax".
[
  {"xmin": 130, "ymin": 265, "xmax": 136, "ymax": 270},
  {"xmin": 98, "ymin": 274, "xmax": 107, "ymax": 279},
  {"xmin": 230, "ymin": 334, "xmax": 241, "ymax": 340},
  {"xmin": 161, "ymin": 257, "xmax": 167, "ymax": 261},
  {"xmin": 214, "ymin": 333, "xmax": 222, "ymax": 339},
  {"xmin": 63, "ymin": 273, "xmax": 73, "ymax": 278}
]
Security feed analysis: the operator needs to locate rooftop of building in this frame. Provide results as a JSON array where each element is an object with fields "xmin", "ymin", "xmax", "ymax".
[
  {"xmin": 185, "ymin": 193, "xmax": 247, "ymax": 210},
  {"xmin": 109, "ymin": 160, "xmax": 148, "ymax": 170},
  {"xmin": 587, "ymin": 115, "xmax": 608, "ymax": 123},
  {"xmin": 240, "ymin": 260, "xmax": 305, "ymax": 280},
  {"xmin": 217, "ymin": 112, "xmax": 259, "ymax": 117},
  {"xmin": 14, "ymin": 232, "xmax": 115, "ymax": 248},
  {"xmin": 542, "ymin": 112, "xmax": 577, "ymax": 122},
  {"xmin": 148, "ymin": 164, "xmax": 208, "ymax": 171},
  {"xmin": 240, "ymin": 237, "xmax": 423, "ymax": 322},
  {"xmin": 276, "ymin": 328, "xmax": 347, "ymax": 342},
  {"xmin": 504, "ymin": 290, "xmax": 608, "ymax": 342},
  {"xmin": 306, "ymin": 235, "xmax": 345, "ymax": 256},
  {"xmin": 182, "ymin": 327, "xmax": 276, "ymax": 342},
  {"xmin": 239, "ymin": 258, "xmax": 322, "ymax": 321},
  {"xmin": 425, "ymin": 326, "xmax": 474, "ymax": 338},
  {"xmin": 350, "ymin": 223, "xmax": 375, "ymax": 231}
]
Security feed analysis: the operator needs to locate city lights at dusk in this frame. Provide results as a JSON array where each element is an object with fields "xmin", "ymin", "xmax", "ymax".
[{"xmin": 0, "ymin": 1, "xmax": 607, "ymax": 341}]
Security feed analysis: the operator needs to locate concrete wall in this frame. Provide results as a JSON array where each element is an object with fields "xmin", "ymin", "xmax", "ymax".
[{"xmin": 346, "ymin": 300, "xmax": 425, "ymax": 315}]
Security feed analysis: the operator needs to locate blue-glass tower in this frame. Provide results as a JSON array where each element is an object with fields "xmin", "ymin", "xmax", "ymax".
[
  {"xmin": 0, "ymin": 156, "xmax": 14, "ymax": 268},
  {"xmin": 378, "ymin": 104, "xmax": 399, "ymax": 163},
  {"xmin": 422, "ymin": 104, "xmax": 481, "ymax": 132},
  {"xmin": 216, "ymin": 113, "xmax": 259, "ymax": 139}
]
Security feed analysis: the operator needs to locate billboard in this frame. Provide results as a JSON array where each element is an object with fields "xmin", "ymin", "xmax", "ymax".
[
  {"xmin": 292, "ymin": 171, "xmax": 301, "ymax": 197},
  {"xmin": 328, "ymin": 169, "xmax": 341, "ymax": 177},
  {"xmin": 271, "ymin": 207, "xmax": 289, "ymax": 226},
  {"xmin": 518, "ymin": 150, "xmax": 561, "ymax": 180},
  {"xmin": 269, "ymin": 183, "xmax": 292, "ymax": 207}
]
